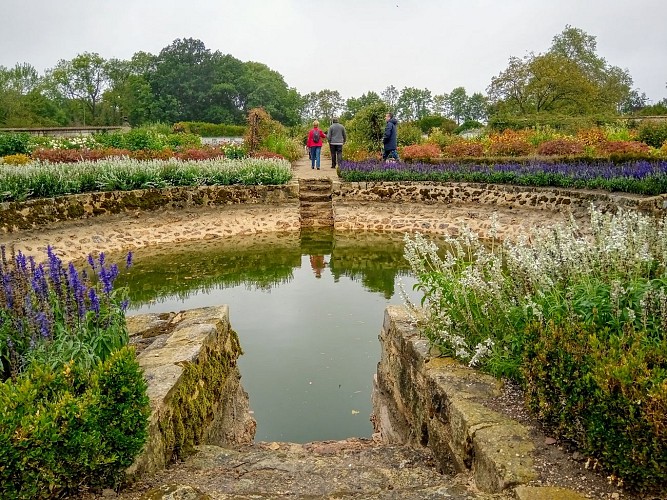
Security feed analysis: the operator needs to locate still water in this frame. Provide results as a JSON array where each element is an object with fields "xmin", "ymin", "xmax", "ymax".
[{"xmin": 115, "ymin": 230, "xmax": 424, "ymax": 443}]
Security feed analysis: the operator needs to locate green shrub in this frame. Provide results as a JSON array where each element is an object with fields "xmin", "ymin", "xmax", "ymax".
[
  {"xmin": 0, "ymin": 133, "xmax": 31, "ymax": 156},
  {"xmin": 523, "ymin": 319, "xmax": 667, "ymax": 491},
  {"xmin": 416, "ymin": 115, "xmax": 456, "ymax": 134},
  {"xmin": 397, "ymin": 122, "xmax": 423, "ymax": 147},
  {"xmin": 638, "ymin": 121, "xmax": 667, "ymax": 148},
  {"xmin": 0, "ymin": 347, "xmax": 149, "ymax": 499}
]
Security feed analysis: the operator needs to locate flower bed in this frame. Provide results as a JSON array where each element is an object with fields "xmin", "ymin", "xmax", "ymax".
[
  {"xmin": 0, "ymin": 157, "xmax": 293, "ymax": 201},
  {"xmin": 0, "ymin": 248, "xmax": 149, "ymax": 498},
  {"xmin": 403, "ymin": 209, "xmax": 667, "ymax": 492},
  {"xmin": 338, "ymin": 159, "xmax": 667, "ymax": 195}
]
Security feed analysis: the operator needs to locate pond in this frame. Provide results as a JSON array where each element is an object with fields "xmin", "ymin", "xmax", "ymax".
[{"xmin": 115, "ymin": 230, "xmax": 426, "ymax": 443}]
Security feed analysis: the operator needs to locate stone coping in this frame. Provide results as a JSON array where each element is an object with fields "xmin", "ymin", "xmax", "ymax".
[{"xmin": 374, "ymin": 305, "xmax": 586, "ymax": 498}]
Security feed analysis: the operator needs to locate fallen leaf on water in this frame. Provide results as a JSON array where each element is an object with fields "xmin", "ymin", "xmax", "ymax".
[{"xmin": 351, "ymin": 410, "xmax": 360, "ymax": 415}]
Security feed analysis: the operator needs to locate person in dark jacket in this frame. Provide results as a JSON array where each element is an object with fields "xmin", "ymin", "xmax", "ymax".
[
  {"xmin": 326, "ymin": 117, "xmax": 347, "ymax": 169},
  {"xmin": 382, "ymin": 113, "xmax": 398, "ymax": 161}
]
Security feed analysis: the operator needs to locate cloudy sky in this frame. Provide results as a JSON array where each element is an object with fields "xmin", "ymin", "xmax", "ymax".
[{"xmin": 2, "ymin": 0, "xmax": 666, "ymax": 102}]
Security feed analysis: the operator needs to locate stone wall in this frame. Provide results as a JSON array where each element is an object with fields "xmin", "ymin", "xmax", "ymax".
[
  {"xmin": 373, "ymin": 305, "xmax": 537, "ymax": 493},
  {"xmin": 0, "ymin": 182, "xmax": 299, "ymax": 232},
  {"xmin": 125, "ymin": 305, "xmax": 256, "ymax": 478}
]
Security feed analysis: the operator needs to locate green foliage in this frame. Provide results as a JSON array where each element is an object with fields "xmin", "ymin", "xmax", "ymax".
[
  {"xmin": 397, "ymin": 122, "xmax": 424, "ymax": 147},
  {"xmin": 346, "ymin": 102, "xmax": 389, "ymax": 153},
  {"xmin": 416, "ymin": 115, "xmax": 456, "ymax": 133},
  {"xmin": 488, "ymin": 113, "xmax": 620, "ymax": 134},
  {"xmin": 523, "ymin": 319, "xmax": 667, "ymax": 491},
  {"xmin": 638, "ymin": 121, "xmax": 667, "ymax": 148},
  {"xmin": 403, "ymin": 208, "xmax": 667, "ymax": 491},
  {"xmin": 0, "ymin": 347, "xmax": 149, "ymax": 498},
  {"xmin": 0, "ymin": 133, "xmax": 31, "ymax": 156},
  {"xmin": 174, "ymin": 121, "xmax": 246, "ymax": 137},
  {"xmin": 94, "ymin": 128, "xmax": 201, "ymax": 151}
]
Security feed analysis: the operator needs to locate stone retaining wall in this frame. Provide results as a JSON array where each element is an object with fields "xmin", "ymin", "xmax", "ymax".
[
  {"xmin": 0, "ymin": 182, "xmax": 299, "ymax": 232},
  {"xmin": 125, "ymin": 306, "xmax": 256, "ymax": 478},
  {"xmin": 373, "ymin": 305, "xmax": 537, "ymax": 493}
]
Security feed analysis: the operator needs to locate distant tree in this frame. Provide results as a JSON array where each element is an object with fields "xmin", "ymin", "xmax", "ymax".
[
  {"xmin": 445, "ymin": 87, "xmax": 468, "ymax": 124},
  {"xmin": 466, "ymin": 92, "xmax": 489, "ymax": 122},
  {"xmin": 381, "ymin": 85, "xmax": 399, "ymax": 113},
  {"xmin": 396, "ymin": 87, "xmax": 432, "ymax": 121},
  {"xmin": 45, "ymin": 52, "xmax": 111, "ymax": 124},
  {"xmin": 316, "ymin": 89, "xmax": 344, "ymax": 124},
  {"xmin": 487, "ymin": 26, "xmax": 633, "ymax": 118},
  {"xmin": 343, "ymin": 91, "xmax": 382, "ymax": 120}
]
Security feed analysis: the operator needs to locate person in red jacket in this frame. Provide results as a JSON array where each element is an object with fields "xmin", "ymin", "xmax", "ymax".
[{"xmin": 307, "ymin": 120, "xmax": 326, "ymax": 169}]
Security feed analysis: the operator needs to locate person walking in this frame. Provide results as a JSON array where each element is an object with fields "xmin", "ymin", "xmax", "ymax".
[
  {"xmin": 327, "ymin": 117, "xmax": 347, "ymax": 169},
  {"xmin": 307, "ymin": 120, "xmax": 325, "ymax": 169},
  {"xmin": 382, "ymin": 112, "xmax": 399, "ymax": 161}
]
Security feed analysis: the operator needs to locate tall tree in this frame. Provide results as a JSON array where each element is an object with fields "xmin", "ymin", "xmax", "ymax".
[
  {"xmin": 45, "ymin": 52, "xmax": 111, "ymax": 125},
  {"xmin": 344, "ymin": 91, "xmax": 382, "ymax": 120},
  {"xmin": 445, "ymin": 87, "xmax": 468, "ymax": 124},
  {"xmin": 487, "ymin": 26, "xmax": 633, "ymax": 117},
  {"xmin": 396, "ymin": 87, "xmax": 432, "ymax": 121},
  {"xmin": 381, "ymin": 85, "xmax": 399, "ymax": 112}
]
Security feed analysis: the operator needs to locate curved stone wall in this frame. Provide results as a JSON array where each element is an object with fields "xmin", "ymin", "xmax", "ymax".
[{"xmin": 0, "ymin": 182, "xmax": 300, "ymax": 232}]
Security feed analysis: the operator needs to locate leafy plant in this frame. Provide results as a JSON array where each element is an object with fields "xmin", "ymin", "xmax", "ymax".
[
  {"xmin": 638, "ymin": 121, "xmax": 667, "ymax": 148},
  {"xmin": 0, "ymin": 133, "xmax": 31, "ymax": 156},
  {"xmin": 402, "ymin": 208, "xmax": 667, "ymax": 491},
  {"xmin": 536, "ymin": 138, "xmax": 585, "ymax": 156},
  {"xmin": 400, "ymin": 143, "xmax": 440, "ymax": 162},
  {"xmin": 0, "ymin": 157, "xmax": 293, "ymax": 201}
]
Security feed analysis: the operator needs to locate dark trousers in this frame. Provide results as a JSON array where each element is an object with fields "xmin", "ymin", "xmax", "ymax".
[
  {"xmin": 382, "ymin": 149, "xmax": 398, "ymax": 161},
  {"xmin": 330, "ymin": 144, "xmax": 343, "ymax": 168}
]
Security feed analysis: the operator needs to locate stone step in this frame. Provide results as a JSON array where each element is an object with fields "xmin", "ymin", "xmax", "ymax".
[
  {"xmin": 125, "ymin": 441, "xmax": 502, "ymax": 499},
  {"xmin": 299, "ymin": 182, "xmax": 333, "ymax": 193},
  {"xmin": 299, "ymin": 201, "xmax": 333, "ymax": 211},
  {"xmin": 299, "ymin": 192, "xmax": 332, "ymax": 203}
]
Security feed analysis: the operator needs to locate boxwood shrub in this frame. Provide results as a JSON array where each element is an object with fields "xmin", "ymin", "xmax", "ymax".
[{"xmin": 0, "ymin": 346, "xmax": 149, "ymax": 499}]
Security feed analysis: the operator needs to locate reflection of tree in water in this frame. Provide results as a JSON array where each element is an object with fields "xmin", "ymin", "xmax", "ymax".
[
  {"xmin": 113, "ymin": 238, "xmax": 301, "ymax": 306},
  {"xmin": 109, "ymin": 231, "xmax": 448, "ymax": 307},
  {"xmin": 328, "ymin": 231, "xmax": 410, "ymax": 299}
]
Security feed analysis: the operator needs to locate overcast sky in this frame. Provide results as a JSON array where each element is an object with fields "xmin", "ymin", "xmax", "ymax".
[{"xmin": 2, "ymin": 0, "xmax": 666, "ymax": 103}]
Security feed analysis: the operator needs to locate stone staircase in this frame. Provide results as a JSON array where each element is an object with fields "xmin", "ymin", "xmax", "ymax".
[
  {"xmin": 120, "ymin": 440, "xmax": 506, "ymax": 499},
  {"xmin": 299, "ymin": 178, "xmax": 334, "ymax": 228}
]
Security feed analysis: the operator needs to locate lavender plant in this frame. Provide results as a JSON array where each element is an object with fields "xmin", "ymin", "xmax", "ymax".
[
  {"xmin": 339, "ymin": 159, "xmax": 667, "ymax": 195},
  {"xmin": 0, "ymin": 246, "xmax": 132, "ymax": 380}
]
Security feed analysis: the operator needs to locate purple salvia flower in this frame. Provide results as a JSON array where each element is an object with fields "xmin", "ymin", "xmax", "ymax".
[
  {"xmin": 88, "ymin": 288, "xmax": 100, "ymax": 314},
  {"xmin": 121, "ymin": 299, "xmax": 129, "ymax": 312},
  {"xmin": 87, "ymin": 254, "xmax": 96, "ymax": 270},
  {"xmin": 2, "ymin": 274, "xmax": 14, "ymax": 309},
  {"xmin": 47, "ymin": 246, "xmax": 63, "ymax": 288},
  {"xmin": 68, "ymin": 262, "xmax": 87, "ymax": 318},
  {"xmin": 15, "ymin": 252, "xmax": 27, "ymax": 273},
  {"xmin": 98, "ymin": 252, "xmax": 106, "ymax": 267},
  {"xmin": 36, "ymin": 311, "xmax": 51, "ymax": 339},
  {"xmin": 31, "ymin": 264, "xmax": 49, "ymax": 299},
  {"xmin": 126, "ymin": 251, "xmax": 133, "ymax": 269}
]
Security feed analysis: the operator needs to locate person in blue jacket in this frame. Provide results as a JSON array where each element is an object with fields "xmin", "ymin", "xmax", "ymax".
[{"xmin": 382, "ymin": 112, "xmax": 398, "ymax": 161}]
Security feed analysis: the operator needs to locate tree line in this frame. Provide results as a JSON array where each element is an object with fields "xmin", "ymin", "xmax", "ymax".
[{"xmin": 1, "ymin": 27, "xmax": 666, "ymax": 130}]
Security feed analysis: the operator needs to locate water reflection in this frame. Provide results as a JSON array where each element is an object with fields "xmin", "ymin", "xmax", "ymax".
[{"xmin": 112, "ymin": 230, "xmax": 423, "ymax": 443}]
